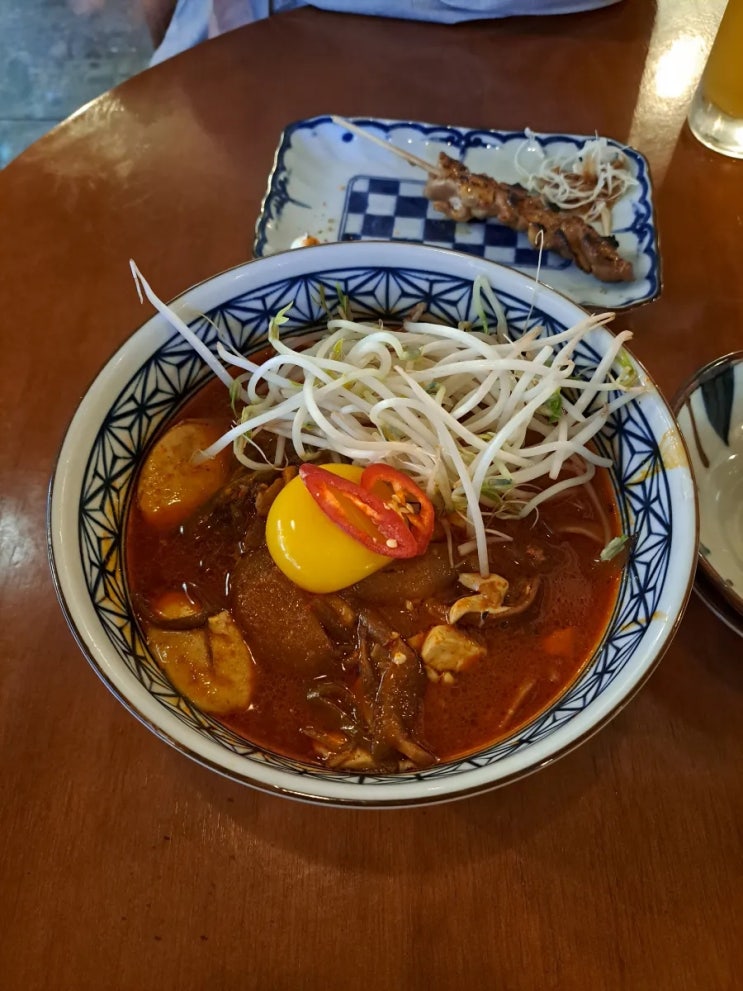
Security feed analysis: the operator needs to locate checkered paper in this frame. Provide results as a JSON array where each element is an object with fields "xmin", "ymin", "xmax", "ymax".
[{"xmin": 338, "ymin": 175, "xmax": 571, "ymax": 271}]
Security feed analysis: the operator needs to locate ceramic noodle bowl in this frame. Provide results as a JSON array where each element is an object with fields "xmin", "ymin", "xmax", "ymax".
[{"xmin": 48, "ymin": 241, "xmax": 698, "ymax": 807}]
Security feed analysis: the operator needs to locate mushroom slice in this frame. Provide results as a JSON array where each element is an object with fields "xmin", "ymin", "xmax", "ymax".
[
  {"xmin": 137, "ymin": 587, "xmax": 209, "ymax": 630},
  {"xmin": 448, "ymin": 573, "xmax": 509, "ymax": 624},
  {"xmin": 448, "ymin": 574, "xmax": 541, "ymax": 625}
]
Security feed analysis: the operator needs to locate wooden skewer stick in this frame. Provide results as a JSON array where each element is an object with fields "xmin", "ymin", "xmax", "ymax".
[{"xmin": 330, "ymin": 115, "xmax": 438, "ymax": 175}]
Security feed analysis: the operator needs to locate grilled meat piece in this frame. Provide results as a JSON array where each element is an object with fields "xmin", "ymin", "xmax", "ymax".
[{"xmin": 424, "ymin": 152, "xmax": 634, "ymax": 283}]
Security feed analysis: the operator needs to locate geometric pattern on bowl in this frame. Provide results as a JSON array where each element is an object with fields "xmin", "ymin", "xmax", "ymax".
[{"xmin": 78, "ymin": 261, "xmax": 674, "ymax": 787}]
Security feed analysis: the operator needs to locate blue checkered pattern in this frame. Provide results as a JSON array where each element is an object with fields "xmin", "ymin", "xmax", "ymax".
[{"xmin": 339, "ymin": 175, "xmax": 571, "ymax": 270}]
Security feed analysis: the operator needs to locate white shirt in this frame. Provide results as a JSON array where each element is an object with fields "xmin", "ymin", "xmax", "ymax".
[{"xmin": 153, "ymin": 0, "xmax": 623, "ymax": 64}]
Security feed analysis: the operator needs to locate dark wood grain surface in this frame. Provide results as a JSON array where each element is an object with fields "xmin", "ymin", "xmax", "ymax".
[{"xmin": 1, "ymin": 2, "xmax": 741, "ymax": 988}]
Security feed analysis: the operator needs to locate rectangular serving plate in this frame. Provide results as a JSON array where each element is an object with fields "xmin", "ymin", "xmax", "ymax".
[{"xmin": 254, "ymin": 115, "xmax": 660, "ymax": 311}]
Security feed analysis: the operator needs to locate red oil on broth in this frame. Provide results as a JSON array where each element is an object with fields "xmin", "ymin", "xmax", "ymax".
[{"xmin": 126, "ymin": 374, "xmax": 623, "ymax": 773}]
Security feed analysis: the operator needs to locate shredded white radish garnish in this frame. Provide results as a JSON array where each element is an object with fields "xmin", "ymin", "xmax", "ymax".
[
  {"xmin": 132, "ymin": 266, "xmax": 643, "ymax": 577},
  {"xmin": 514, "ymin": 129, "xmax": 638, "ymax": 234}
]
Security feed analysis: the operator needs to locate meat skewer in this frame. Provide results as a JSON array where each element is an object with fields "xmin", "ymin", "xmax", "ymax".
[
  {"xmin": 331, "ymin": 116, "xmax": 634, "ymax": 284},
  {"xmin": 425, "ymin": 153, "xmax": 633, "ymax": 283}
]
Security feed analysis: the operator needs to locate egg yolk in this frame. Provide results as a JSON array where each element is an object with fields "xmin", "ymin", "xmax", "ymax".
[{"xmin": 265, "ymin": 464, "xmax": 391, "ymax": 593}]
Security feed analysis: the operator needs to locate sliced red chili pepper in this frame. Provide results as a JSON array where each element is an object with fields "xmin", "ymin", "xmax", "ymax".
[
  {"xmin": 360, "ymin": 464, "xmax": 435, "ymax": 554},
  {"xmin": 298, "ymin": 464, "xmax": 419, "ymax": 559}
]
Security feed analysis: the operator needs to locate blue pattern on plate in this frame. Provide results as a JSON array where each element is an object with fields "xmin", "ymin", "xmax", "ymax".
[
  {"xmin": 254, "ymin": 116, "xmax": 661, "ymax": 310},
  {"xmin": 338, "ymin": 176, "xmax": 574, "ymax": 270},
  {"xmin": 79, "ymin": 263, "xmax": 671, "ymax": 784}
]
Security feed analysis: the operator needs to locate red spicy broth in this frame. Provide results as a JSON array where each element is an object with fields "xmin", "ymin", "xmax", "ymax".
[{"xmin": 126, "ymin": 374, "xmax": 623, "ymax": 770}]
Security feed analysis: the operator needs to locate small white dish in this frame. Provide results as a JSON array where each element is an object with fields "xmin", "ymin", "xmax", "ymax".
[
  {"xmin": 674, "ymin": 352, "xmax": 743, "ymax": 618},
  {"xmin": 254, "ymin": 115, "xmax": 661, "ymax": 311}
]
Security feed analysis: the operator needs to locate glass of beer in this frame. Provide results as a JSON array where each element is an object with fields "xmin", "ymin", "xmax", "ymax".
[{"xmin": 688, "ymin": 0, "xmax": 743, "ymax": 158}]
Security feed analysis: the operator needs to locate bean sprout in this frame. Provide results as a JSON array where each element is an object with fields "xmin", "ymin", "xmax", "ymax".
[
  {"xmin": 514, "ymin": 128, "xmax": 638, "ymax": 234},
  {"xmin": 132, "ymin": 265, "xmax": 644, "ymax": 576}
]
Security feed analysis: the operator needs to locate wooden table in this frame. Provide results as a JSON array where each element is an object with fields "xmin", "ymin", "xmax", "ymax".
[{"xmin": 2, "ymin": 2, "xmax": 741, "ymax": 987}]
